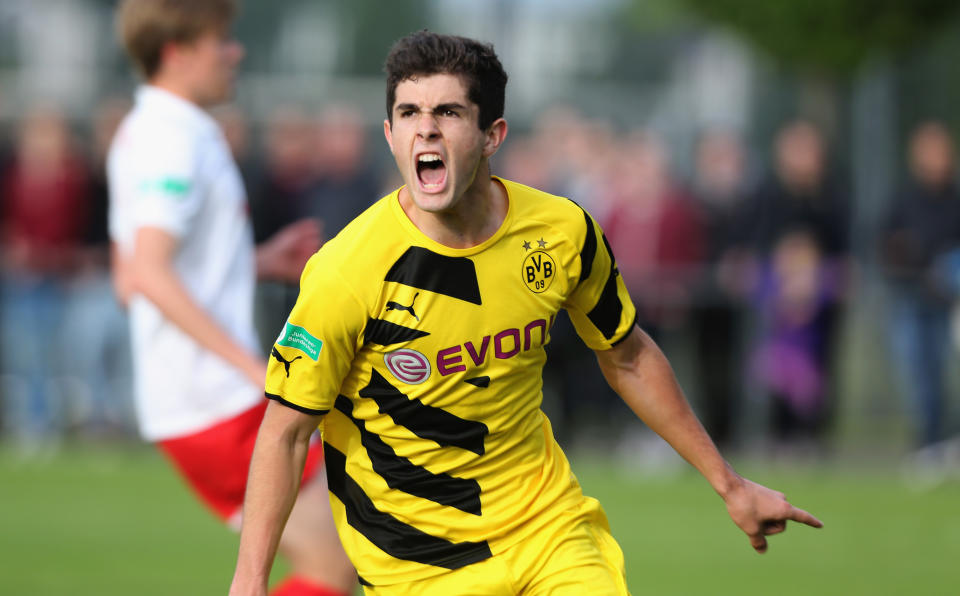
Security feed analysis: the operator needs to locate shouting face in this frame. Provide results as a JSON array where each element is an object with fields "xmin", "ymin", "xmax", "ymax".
[{"xmin": 384, "ymin": 73, "xmax": 505, "ymax": 217}]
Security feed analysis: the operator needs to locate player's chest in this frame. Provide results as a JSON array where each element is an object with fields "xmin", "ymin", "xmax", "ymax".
[{"xmin": 362, "ymin": 234, "xmax": 570, "ymax": 376}]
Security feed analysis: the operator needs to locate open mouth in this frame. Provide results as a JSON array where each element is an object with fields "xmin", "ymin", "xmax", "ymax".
[{"xmin": 416, "ymin": 153, "xmax": 447, "ymax": 191}]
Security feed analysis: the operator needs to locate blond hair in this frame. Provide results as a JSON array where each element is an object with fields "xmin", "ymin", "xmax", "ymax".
[{"xmin": 116, "ymin": 0, "xmax": 236, "ymax": 79}]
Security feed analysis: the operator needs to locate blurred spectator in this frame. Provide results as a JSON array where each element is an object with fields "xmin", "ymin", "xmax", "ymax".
[
  {"xmin": 308, "ymin": 103, "xmax": 379, "ymax": 237},
  {"xmin": 497, "ymin": 133, "xmax": 554, "ymax": 192},
  {"xmin": 880, "ymin": 121, "xmax": 960, "ymax": 448},
  {"xmin": 0, "ymin": 105, "xmax": 92, "ymax": 449},
  {"xmin": 250, "ymin": 106, "xmax": 318, "ymax": 243},
  {"xmin": 58, "ymin": 96, "xmax": 135, "ymax": 436},
  {"xmin": 212, "ymin": 103, "xmax": 258, "ymax": 187},
  {"xmin": 748, "ymin": 230, "xmax": 843, "ymax": 448},
  {"xmin": 527, "ymin": 106, "xmax": 617, "ymax": 219},
  {"xmin": 250, "ymin": 105, "xmax": 318, "ymax": 244},
  {"xmin": 688, "ymin": 128, "xmax": 754, "ymax": 448},
  {"xmin": 247, "ymin": 105, "xmax": 321, "ymax": 351},
  {"xmin": 745, "ymin": 121, "xmax": 851, "ymax": 258},
  {"xmin": 248, "ymin": 104, "xmax": 380, "ymax": 352},
  {"xmin": 742, "ymin": 120, "xmax": 851, "ymax": 450},
  {"xmin": 603, "ymin": 130, "xmax": 704, "ymax": 337},
  {"xmin": 553, "ymin": 129, "xmax": 704, "ymax": 448}
]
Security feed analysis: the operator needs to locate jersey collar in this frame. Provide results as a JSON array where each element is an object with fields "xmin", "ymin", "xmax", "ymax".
[
  {"xmin": 136, "ymin": 85, "xmax": 218, "ymax": 134},
  {"xmin": 390, "ymin": 176, "xmax": 515, "ymax": 257}
]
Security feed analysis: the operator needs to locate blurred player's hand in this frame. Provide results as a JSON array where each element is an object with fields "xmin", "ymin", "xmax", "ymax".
[
  {"xmin": 722, "ymin": 476, "xmax": 823, "ymax": 553},
  {"xmin": 256, "ymin": 218, "xmax": 323, "ymax": 283}
]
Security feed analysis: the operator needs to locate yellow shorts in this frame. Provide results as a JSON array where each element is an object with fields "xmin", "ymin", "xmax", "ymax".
[{"xmin": 363, "ymin": 497, "xmax": 629, "ymax": 596}]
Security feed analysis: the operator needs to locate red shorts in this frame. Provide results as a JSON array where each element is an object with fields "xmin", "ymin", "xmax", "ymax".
[{"xmin": 157, "ymin": 400, "xmax": 324, "ymax": 522}]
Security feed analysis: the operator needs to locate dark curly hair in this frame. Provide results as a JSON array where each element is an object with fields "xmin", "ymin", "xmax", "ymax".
[{"xmin": 384, "ymin": 30, "xmax": 508, "ymax": 130}]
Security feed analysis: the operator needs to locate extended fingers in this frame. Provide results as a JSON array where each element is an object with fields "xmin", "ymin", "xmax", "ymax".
[
  {"xmin": 788, "ymin": 506, "xmax": 824, "ymax": 528},
  {"xmin": 750, "ymin": 504, "xmax": 820, "ymax": 554}
]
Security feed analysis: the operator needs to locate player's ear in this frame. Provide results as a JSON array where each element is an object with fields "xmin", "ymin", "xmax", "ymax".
[
  {"xmin": 383, "ymin": 118, "xmax": 394, "ymax": 152},
  {"xmin": 482, "ymin": 118, "xmax": 508, "ymax": 158},
  {"xmin": 155, "ymin": 41, "xmax": 182, "ymax": 78}
]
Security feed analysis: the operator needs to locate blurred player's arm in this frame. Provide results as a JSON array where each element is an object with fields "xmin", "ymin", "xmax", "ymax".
[
  {"xmin": 110, "ymin": 241, "xmax": 134, "ymax": 308},
  {"xmin": 231, "ymin": 400, "xmax": 323, "ymax": 596},
  {"xmin": 595, "ymin": 325, "xmax": 823, "ymax": 553},
  {"xmin": 130, "ymin": 226, "xmax": 267, "ymax": 385},
  {"xmin": 255, "ymin": 218, "xmax": 322, "ymax": 283}
]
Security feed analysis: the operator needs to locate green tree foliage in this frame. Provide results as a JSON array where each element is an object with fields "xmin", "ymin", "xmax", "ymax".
[{"xmin": 679, "ymin": 0, "xmax": 960, "ymax": 73}]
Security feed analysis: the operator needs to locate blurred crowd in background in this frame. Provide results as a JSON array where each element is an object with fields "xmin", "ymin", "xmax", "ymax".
[{"xmin": 1, "ymin": 0, "xmax": 960, "ymax": 465}]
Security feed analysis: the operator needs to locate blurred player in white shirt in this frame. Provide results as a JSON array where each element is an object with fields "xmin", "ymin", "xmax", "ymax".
[{"xmin": 108, "ymin": 2, "xmax": 354, "ymax": 594}]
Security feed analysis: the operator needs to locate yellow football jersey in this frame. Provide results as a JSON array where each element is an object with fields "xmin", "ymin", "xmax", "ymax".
[{"xmin": 266, "ymin": 177, "xmax": 637, "ymax": 587}]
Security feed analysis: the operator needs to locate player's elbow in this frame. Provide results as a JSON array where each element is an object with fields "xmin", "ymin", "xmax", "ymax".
[
  {"xmin": 596, "ymin": 325, "xmax": 649, "ymax": 371},
  {"xmin": 126, "ymin": 262, "xmax": 153, "ymax": 297},
  {"xmin": 111, "ymin": 269, "xmax": 134, "ymax": 308}
]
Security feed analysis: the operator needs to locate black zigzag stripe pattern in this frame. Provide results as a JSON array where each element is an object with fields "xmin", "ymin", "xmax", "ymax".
[
  {"xmin": 577, "ymin": 207, "xmax": 598, "ymax": 283},
  {"xmin": 586, "ymin": 232, "xmax": 625, "ymax": 340},
  {"xmin": 464, "ymin": 376, "xmax": 490, "ymax": 388},
  {"xmin": 385, "ymin": 246, "xmax": 482, "ymax": 305},
  {"xmin": 323, "ymin": 444, "xmax": 492, "ymax": 569},
  {"xmin": 364, "ymin": 318, "xmax": 430, "ymax": 346},
  {"xmin": 335, "ymin": 396, "xmax": 482, "ymax": 515},
  {"xmin": 360, "ymin": 369, "xmax": 488, "ymax": 455}
]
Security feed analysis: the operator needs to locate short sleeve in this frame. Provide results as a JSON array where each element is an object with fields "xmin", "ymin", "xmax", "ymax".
[
  {"xmin": 128, "ymin": 130, "xmax": 203, "ymax": 238},
  {"xmin": 264, "ymin": 250, "xmax": 367, "ymax": 414},
  {"xmin": 564, "ymin": 208, "xmax": 638, "ymax": 350}
]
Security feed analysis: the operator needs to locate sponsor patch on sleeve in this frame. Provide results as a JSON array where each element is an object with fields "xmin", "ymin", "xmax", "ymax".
[
  {"xmin": 139, "ymin": 177, "xmax": 192, "ymax": 199},
  {"xmin": 276, "ymin": 321, "xmax": 323, "ymax": 361}
]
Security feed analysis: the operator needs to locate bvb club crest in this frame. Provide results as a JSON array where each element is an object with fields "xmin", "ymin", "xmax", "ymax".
[{"xmin": 522, "ymin": 250, "xmax": 556, "ymax": 293}]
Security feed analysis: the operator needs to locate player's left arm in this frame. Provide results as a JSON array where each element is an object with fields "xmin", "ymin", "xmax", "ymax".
[{"xmin": 595, "ymin": 325, "xmax": 823, "ymax": 553}]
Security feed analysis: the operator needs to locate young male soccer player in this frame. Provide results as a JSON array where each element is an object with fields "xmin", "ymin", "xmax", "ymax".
[
  {"xmin": 108, "ymin": 2, "xmax": 355, "ymax": 594},
  {"xmin": 231, "ymin": 31, "xmax": 823, "ymax": 595}
]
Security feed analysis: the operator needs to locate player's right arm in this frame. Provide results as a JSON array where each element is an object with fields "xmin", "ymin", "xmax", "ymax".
[
  {"xmin": 230, "ymin": 401, "xmax": 323, "ymax": 596},
  {"xmin": 130, "ymin": 226, "xmax": 267, "ymax": 385}
]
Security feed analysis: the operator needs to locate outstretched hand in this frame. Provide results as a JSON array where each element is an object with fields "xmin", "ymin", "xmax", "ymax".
[
  {"xmin": 723, "ymin": 476, "xmax": 823, "ymax": 553},
  {"xmin": 256, "ymin": 218, "xmax": 323, "ymax": 283}
]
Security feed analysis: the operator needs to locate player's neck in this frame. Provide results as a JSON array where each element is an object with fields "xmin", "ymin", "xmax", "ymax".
[
  {"xmin": 148, "ymin": 75, "xmax": 208, "ymax": 110},
  {"xmin": 402, "ymin": 171, "xmax": 507, "ymax": 249}
]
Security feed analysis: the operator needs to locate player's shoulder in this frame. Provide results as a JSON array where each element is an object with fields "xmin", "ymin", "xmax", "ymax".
[
  {"xmin": 112, "ymin": 103, "xmax": 202, "ymax": 163},
  {"xmin": 119, "ymin": 89, "xmax": 220, "ymax": 151},
  {"xmin": 301, "ymin": 191, "xmax": 410, "ymax": 290},
  {"xmin": 499, "ymin": 177, "xmax": 593, "ymax": 242}
]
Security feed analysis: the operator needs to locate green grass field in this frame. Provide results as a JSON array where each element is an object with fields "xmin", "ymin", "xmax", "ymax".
[{"xmin": 1, "ymin": 444, "xmax": 957, "ymax": 595}]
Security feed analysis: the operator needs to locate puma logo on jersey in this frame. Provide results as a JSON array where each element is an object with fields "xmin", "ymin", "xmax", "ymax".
[
  {"xmin": 386, "ymin": 292, "xmax": 420, "ymax": 321},
  {"xmin": 271, "ymin": 347, "xmax": 302, "ymax": 377}
]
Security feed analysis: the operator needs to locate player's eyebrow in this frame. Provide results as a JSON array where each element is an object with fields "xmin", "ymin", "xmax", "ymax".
[
  {"xmin": 434, "ymin": 102, "xmax": 467, "ymax": 113},
  {"xmin": 394, "ymin": 102, "xmax": 468, "ymax": 114}
]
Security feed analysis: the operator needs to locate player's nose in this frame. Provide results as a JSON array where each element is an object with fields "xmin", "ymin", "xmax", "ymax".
[
  {"xmin": 416, "ymin": 113, "xmax": 441, "ymax": 139},
  {"xmin": 229, "ymin": 40, "xmax": 245, "ymax": 64}
]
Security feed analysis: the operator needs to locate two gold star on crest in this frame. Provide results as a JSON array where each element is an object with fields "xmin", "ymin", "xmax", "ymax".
[{"xmin": 522, "ymin": 238, "xmax": 548, "ymax": 251}]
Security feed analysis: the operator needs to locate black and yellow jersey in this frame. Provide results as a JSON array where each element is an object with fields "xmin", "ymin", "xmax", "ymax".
[{"xmin": 266, "ymin": 177, "xmax": 637, "ymax": 586}]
